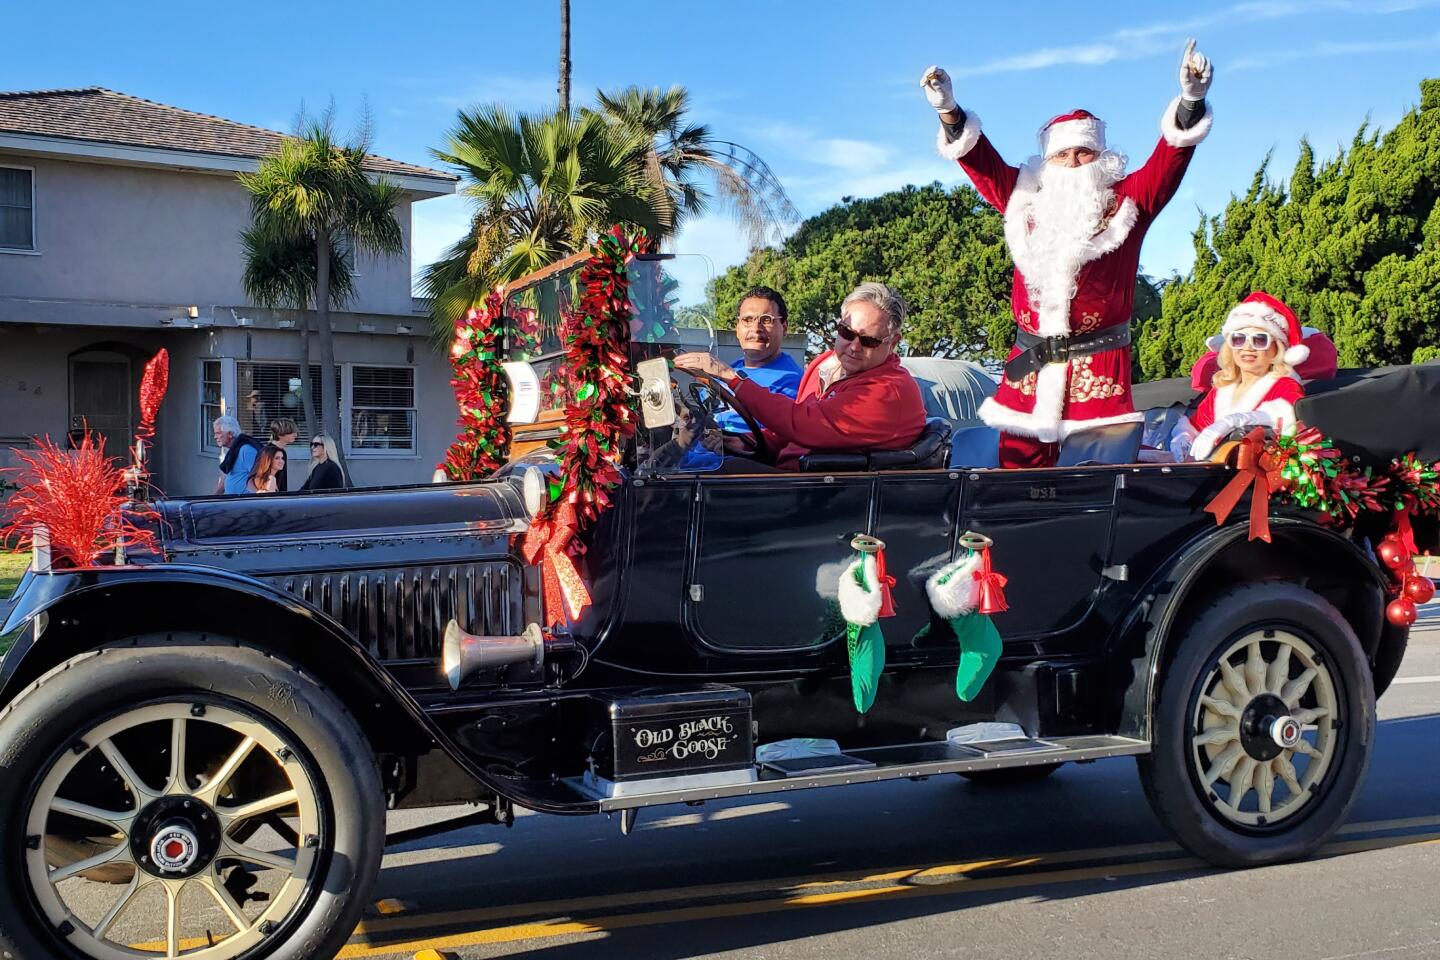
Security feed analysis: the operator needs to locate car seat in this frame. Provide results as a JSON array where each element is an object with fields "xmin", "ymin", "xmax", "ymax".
[
  {"xmin": 1055, "ymin": 421, "xmax": 1145, "ymax": 466},
  {"xmin": 798, "ymin": 418, "xmax": 953, "ymax": 472}
]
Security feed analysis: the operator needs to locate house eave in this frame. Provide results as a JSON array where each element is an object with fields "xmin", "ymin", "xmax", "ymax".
[
  {"xmin": 0, "ymin": 296, "xmax": 434, "ymax": 336},
  {"xmin": 0, "ymin": 132, "xmax": 457, "ymax": 199}
]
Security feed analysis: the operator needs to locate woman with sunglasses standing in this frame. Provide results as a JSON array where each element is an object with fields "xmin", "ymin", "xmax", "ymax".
[
  {"xmin": 300, "ymin": 434, "xmax": 348, "ymax": 491},
  {"xmin": 1170, "ymin": 292, "xmax": 1308, "ymax": 461}
]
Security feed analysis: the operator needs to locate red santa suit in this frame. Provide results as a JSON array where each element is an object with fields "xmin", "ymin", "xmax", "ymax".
[
  {"xmin": 939, "ymin": 100, "xmax": 1213, "ymax": 467},
  {"xmin": 733, "ymin": 350, "xmax": 926, "ymax": 471},
  {"xmin": 1179, "ymin": 373, "xmax": 1304, "ymax": 439}
]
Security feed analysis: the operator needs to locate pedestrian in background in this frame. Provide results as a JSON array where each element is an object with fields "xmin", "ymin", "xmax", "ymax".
[
  {"xmin": 246, "ymin": 443, "xmax": 286, "ymax": 494},
  {"xmin": 300, "ymin": 434, "xmax": 347, "ymax": 491},
  {"xmin": 268, "ymin": 417, "xmax": 299, "ymax": 491},
  {"xmin": 212, "ymin": 415, "xmax": 263, "ymax": 495}
]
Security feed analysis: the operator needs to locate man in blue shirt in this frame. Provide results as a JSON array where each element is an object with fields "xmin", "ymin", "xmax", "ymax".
[
  {"xmin": 212, "ymin": 414, "xmax": 263, "ymax": 494},
  {"xmin": 715, "ymin": 286, "xmax": 803, "ymax": 434}
]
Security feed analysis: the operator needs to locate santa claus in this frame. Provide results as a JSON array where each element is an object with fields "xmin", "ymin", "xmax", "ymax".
[{"xmin": 922, "ymin": 40, "xmax": 1215, "ymax": 468}]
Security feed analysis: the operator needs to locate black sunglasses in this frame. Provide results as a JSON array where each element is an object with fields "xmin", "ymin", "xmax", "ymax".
[
  {"xmin": 310, "ymin": 441, "xmax": 324, "ymax": 448},
  {"xmin": 836, "ymin": 320, "xmax": 890, "ymax": 350}
]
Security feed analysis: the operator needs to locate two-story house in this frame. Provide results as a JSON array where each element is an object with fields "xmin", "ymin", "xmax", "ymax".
[{"xmin": 0, "ymin": 87, "xmax": 459, "ymax": 496}]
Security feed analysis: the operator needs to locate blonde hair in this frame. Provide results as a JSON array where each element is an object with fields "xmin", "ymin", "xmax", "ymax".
[
  {"xmin": 309, "ymin": 435, "xmax": 346, "ymax": 483},
  {"xmin": 1211, "ymin": 343, "xmax": 1293, "ymax": 389}
]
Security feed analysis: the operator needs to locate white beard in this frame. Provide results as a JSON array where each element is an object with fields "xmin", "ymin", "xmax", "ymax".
[{"xmin": 1003, "ymin": 150, "xmax": 1135, "ymax": 337}]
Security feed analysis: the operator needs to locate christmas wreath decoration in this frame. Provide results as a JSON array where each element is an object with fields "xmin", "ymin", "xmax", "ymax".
[
  {"xmin": 441, "ymin": 291, "xmax": 511, "ymax": 481},
  {"xmin": 521, "ymin": 225, "xmax": 654, "ymax": 627},
  {"xmin": 1203, "ymin": 423, "xmax": 1440, "ymax": 625}
]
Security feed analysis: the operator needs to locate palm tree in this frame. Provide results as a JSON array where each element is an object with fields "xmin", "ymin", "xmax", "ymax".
[
  {"xmin": 239, "ymin": 113, "xmax": 404, "ymax": 475},
  {"xmin": 420, "ymin": 105, "xmax": 661, "ymax": 339},
  {"xmin": 592, "ymin": 85, "xmax": 799, "ymax": 247},
  {"xmin": 558, "ymin": 0, "xmax": 571, "ymax": 115}
]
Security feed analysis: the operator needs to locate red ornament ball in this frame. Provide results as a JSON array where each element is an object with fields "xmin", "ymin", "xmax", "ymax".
[
  {"xmin": 1404, "ymin": 575, "xmax": 1436, "ymax": 605},
  {"xmin": 1377, "ymin": 537, "xmax": 1409, "ymax": 570},
  {"xmin": 1386, "ymin": 596, "xmax": 1418, "ymax": 627}
]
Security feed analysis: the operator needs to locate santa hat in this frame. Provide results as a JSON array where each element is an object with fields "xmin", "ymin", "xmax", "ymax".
[
  {"xmin": 1206, "ymin": 292, "xmax": 1310, "ymax": 366},
  {"xmin": 1038, "ymin": 109, "xmax": 1106, "ymax": 158}
]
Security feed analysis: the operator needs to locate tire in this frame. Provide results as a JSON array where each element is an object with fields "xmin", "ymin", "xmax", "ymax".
[
  {"xmin": 0, "ymin": 637, "xmax": 385, "ymax": 960},
  {"xmin": 1138, "ymin": 582, "xmax": 1375, "ymax": 868},
  {"xmin": 1371, "ymin": 629, "xmax": 1408, "ymax": 700},
  {"xmin": 959, "ymin": 762, "xmax": 1063, "ymax": 785}
]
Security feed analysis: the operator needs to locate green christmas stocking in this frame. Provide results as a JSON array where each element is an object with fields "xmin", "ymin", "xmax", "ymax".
[
  {"xmin": 838, "ymin": 551, "xmax": 888, "ymax": 713},
  {"xmin": 925, "ymin": 546, "xmax": 1006, "ymax": 702}
]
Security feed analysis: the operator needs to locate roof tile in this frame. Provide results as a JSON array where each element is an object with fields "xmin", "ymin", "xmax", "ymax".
[{"xmin": 0, "ymin": 87, "xmax": 455, "ymax": 182}]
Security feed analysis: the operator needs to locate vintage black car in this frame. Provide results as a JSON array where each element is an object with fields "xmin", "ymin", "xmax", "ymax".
[{"xmin": 0, "ymin": 254, "xmax": 1423, "ymax": 960}]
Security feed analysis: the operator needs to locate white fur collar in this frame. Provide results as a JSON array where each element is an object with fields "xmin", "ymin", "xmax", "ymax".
[
  {"xmin": 1002, "ymin": 159, "xmax": 1138, "ymax": 337},
  {"xmin": 1215, "ymin": 372, "xmax": 1279, "ymax": 418}
]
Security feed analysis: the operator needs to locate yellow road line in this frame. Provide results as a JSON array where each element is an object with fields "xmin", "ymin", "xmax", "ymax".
[
  {"xmin": 356, "ymin": 814, "xmax": 1439, "ymax": 942},
  {"xmin": 340, "ymin": 830, "xmax": 1440, "ymax": 959}
]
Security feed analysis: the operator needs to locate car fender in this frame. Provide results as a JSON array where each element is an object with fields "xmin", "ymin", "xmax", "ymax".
[
  {"xmin": 1114, "ymin": 518, "xmax": 1390, "ymax": 741},
  {"xmin": 0, "ymin": 563, "xmax": 599, "ymax": 815}
]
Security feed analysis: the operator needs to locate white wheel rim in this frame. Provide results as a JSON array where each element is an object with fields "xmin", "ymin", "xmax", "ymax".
[
  {"xmin": 1190, "ymin": 628, "xmax": 1340, "ymax": 828},
  {"xmin": 23, "ymin": 702, "xmax": 324, "ymax": 958}
]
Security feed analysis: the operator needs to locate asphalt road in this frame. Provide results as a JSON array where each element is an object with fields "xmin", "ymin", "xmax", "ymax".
[{"xmin": 347, "ymin": 626, "xmax": 1440, "ymax": 960}]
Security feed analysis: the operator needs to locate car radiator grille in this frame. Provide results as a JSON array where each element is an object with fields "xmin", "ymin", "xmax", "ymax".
[{"xmin": 269, "ymin": 562, "xmax": 521, "ymax": 662}]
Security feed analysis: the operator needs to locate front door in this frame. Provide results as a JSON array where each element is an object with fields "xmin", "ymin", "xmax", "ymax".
[{"xmin": 69, "ymin": 351, "xmax": 132, "ymax": 449}]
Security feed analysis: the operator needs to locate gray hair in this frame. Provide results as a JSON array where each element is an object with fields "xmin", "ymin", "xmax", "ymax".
[
  {"xmin": 213, "ymin": 414, "xmax": 241, "ymax": 437},
  {"xmin": 841, "ymin": 282, "xmax": 906, "ymax": 333}
]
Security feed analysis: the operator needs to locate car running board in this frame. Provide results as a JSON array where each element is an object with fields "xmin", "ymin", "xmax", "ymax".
[{"xmin": 573, "ymin": 735, "xmax": 1150, "ymax": 812}]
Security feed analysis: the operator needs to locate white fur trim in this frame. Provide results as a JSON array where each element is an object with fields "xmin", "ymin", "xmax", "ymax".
[
  {"xmin": 936, "ymin": 109, "xmax": 983, "ymax": 162},
  {"xmin": 1003, "ymin": 159, "xmax": 1138, "ymax": 338},
  {"xmin": 1040, "ymin": 115, "xmax": 1105, "ymax": 158},
  {"xmin": 1215, "ymin": 373, "xmax": 1278, "ymax": 419},
  {"xmin": 1058, "ymin": 410, "xmax": 1144, "ymax": 441},
  {"xmin": 1257, "ymin": 398, "xmax": 1297, "ymax": 430},
  {"xmin": 1284, "ymin": 344, "xmax": 1310, "ymax": 365},
  {"xmin": 837, "ymin": 555, "xmax": 882, "ymax": 627},
  {"xmin": 979, "ymin": 360, "xmax": 1070, "ymax": 442},
  {"xmin": 1160, "ymin": 96, "xmax": 1213, "ymax": 148},
  {"xmin": 926, "ymin": 552, "xmax": 982, "ymax": 620}
]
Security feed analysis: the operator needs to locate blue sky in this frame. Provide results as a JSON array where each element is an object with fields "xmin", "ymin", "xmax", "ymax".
[{"xmin": 7, "ymin": 1, "xmax": 1440, "ymax": 304}]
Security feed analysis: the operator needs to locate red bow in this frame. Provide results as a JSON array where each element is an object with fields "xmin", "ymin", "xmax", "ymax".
[
  {"xmin": 1394, "ymin": 508, "xmax": 1419, "ymax": 555},
  {"xmin": 875, "ymin": 548, "xmax": 898, "ymax": 618},
  {"xmin": 521, "ymin": 502, "xmax": 591, "ymax": 627},
  {"xmin": 1203, "ymin": 428, "xmax": 1279, "ymax": 543},
  {"xmin": 974, "ymin": 545, "xmax": 1009, "ymax": 614}
]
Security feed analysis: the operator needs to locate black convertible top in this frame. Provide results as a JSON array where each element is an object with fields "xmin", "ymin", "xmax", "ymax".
[{"xmin": 1134, "ymin": 363, "xmax": 1440, "ymax": 463}]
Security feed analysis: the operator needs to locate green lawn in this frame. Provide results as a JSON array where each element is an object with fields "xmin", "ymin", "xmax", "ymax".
[{"xmin": 1, "ymin": 550, "xmax": 27, "ymax": 601}]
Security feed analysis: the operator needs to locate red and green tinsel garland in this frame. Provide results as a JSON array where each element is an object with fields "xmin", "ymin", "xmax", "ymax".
[
  {"xmin": 440, "ymin": 291, "xmax": 511, "ymax": 480},
  {"xmin": 522, "ymin": 225, "xmax": 654, "ymax": 626}
]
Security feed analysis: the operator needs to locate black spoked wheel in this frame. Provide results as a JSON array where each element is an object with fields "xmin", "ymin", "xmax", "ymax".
[
  {"xmin": 0, "ymin": 640, "xmax": 384, "ymax": 959},
  {"xmin": 1139, "ymin": 582, "xmax": 1375, "ymax": 868}
]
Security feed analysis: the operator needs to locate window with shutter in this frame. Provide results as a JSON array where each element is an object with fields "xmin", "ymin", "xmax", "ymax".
[
  {"xmin": 350, "ymin": 365, "xmax": 416, "ymax": 453},
  {"xmin": 0, "ymin": 167, "xmax": 35, "ymax": 251}
]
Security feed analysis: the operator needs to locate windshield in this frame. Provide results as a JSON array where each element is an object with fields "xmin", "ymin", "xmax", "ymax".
[{"xmin": 502, "ymin": 253, "xmax": 725, "ymax": 470}]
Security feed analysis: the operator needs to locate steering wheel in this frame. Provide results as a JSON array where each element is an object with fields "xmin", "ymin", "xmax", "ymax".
[{"xmin": 689, "ymin": 374, "xmax": 770, "ymax": 463}]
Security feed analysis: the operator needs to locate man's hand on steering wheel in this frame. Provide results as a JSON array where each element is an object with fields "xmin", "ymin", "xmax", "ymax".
[{"xmin": 673, "ymin": 352, "xmax": 771, "ymax": 462}]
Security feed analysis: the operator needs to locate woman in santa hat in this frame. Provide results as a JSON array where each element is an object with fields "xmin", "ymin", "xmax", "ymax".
[{"xmin": 1171, "ymin": 292, "xmax": 1309, "ymax": 461}]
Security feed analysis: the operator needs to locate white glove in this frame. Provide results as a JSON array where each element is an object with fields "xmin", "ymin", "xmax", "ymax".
[
  {"xmin": 1170, "ymin": 431, "xmax": 1194, "ymax": 462},
  {"xmin": 921, "ymin": 65, "xmax": 957, "ymax": 114},
  {"xmin": 1178, "ymin": 38, "xmax": 1213, "ymax": 101},
  {"xmin": 1191, "ymin": 411, "xmax": 1272, "ymax": 461}
]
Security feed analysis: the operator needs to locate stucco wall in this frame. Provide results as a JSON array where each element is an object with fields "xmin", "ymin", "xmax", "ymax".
[
  {"xmin": 0, "ymin": 323, "xmax": 458, "ymax": 498},
  {"xmin": 0, "ymin": 153, "xmax": 416, "ymax": 316}
]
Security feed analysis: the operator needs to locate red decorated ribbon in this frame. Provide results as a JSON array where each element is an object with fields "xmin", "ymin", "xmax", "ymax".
[
  {"xmin": 975, "ymin": 546, "xmax": 1009, "ymax": 615},
  {"xmin": 1394, "ymin": 508, "xmax": 1419, "ymax": 556},
  {"xmin": 1203, "ymin": 428, "xmax": 1281, "ymax": 543},
  {"xmin": 875, "ymin": 548, "xmax": 898, "ymax": 618},
  {"xmin": 520, "ymin": 501, "xmax": 592, "ymax": 627}
]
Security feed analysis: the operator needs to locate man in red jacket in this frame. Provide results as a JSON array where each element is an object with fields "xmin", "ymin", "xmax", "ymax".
[{"xmin": 675, "ymin": 282, "xmax": 926, "ymax": 471}]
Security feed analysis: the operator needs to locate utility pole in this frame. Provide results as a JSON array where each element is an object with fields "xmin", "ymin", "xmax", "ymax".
[{"xmin": 558, "ymin": 0, "xmax": 571, "ymax": 115}]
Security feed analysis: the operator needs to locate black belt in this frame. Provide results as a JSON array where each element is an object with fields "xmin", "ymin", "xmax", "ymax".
[{"xmin": 1004, "ymin": 325, "xmax": 1131, "ymax": 380}]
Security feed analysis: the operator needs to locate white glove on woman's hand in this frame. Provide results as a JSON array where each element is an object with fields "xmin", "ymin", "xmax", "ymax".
[
  {"xmin": 1178, "ymin": 38, "xmax": 1213, "ymax": 101},
  {"xmin": 921, "ymin": 66, "xmax": 957, "ymax": 113},
  {"xmin": 1191, "ymin": 411, "xmax": 1272, "ymax": 461}
]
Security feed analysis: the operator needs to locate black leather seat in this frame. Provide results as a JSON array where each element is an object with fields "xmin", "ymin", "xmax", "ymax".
[
  {"xmin": 798, "ymin": 418, "xmax": 953, "ymax": 473},
  {"xmin": 1055, "ymin": 421, "xmax": 1144, "ymax": 466}
]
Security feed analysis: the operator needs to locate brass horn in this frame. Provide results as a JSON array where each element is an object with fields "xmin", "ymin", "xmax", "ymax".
[{"xmin": 442, "ymin": 620, "xmax": 544, "ymax": 690}]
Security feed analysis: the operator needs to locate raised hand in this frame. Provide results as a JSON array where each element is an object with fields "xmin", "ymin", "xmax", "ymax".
[
  {"xmin": 1178, "ymin": 38, "xmax": 1213, "ymax": 101},
  {"xmin": 921, "ymin": 65, "xmax": 957, "ymax": 114}
]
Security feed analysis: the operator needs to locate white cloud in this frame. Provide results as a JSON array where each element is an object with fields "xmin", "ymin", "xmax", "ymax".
[
  {"xmin": 813, "ymin": 138, "xmax": 892, "ymax": 174},
  {"xmin": 1230, "ymin": 32, "xmax": 1440, "ymax": 71}
]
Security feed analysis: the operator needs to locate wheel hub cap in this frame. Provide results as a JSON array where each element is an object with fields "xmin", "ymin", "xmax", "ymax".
[
  {"xmin": 1239, "ymin": 692, "xmax": 1293, "ymax": 762},
  {"xmin": 129, "ymin": 794, "xmax": 222, "ymax": 879}
]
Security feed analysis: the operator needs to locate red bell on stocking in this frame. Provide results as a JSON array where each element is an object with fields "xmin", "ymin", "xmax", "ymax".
[
  {"xmin": 1386, "ymin": 596, "xmax": 1418, "ymax": 627},
  {"xmin": 1404, "ymin": 574, "xmax": 1435, "ymax": 605},
  {"xmin": 1377, "ymin": 536, "xmax": 1409, "ymax": 571}
]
